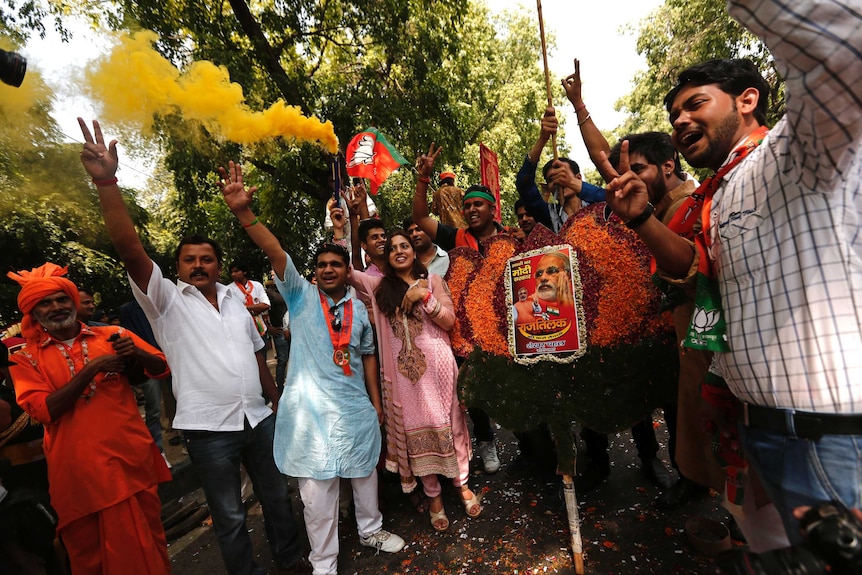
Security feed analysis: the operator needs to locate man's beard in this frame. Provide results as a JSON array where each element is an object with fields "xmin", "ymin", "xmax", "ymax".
[{"xmin": 35, "ymin": 309, "xmax": 78, "ymax": 332}]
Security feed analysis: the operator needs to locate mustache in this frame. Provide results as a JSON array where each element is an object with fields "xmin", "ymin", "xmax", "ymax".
[{"xmin": 189, "ymin": 268, "xmax": 209, "ymax": 277}]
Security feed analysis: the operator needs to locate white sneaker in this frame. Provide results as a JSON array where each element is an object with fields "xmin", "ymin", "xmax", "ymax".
[
  {"xmin": 359, "ymin": 529, "xmax": 405, "ymax": 554},
  {"xmin": 478, "ymin": 441, "xmax": 500, "ymax": 474},
  {"xmin": 161, "ymin": 451, "xmax": 172, "ymax": 470}
]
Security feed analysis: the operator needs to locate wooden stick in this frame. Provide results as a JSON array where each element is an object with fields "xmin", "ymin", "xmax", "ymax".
[{"xmin": 536, "ymin": 0, "xmax": 558, "ymax": 160}]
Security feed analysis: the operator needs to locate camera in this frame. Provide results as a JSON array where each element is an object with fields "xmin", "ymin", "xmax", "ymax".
[
  {"xmin": 0, "ymin": 48, "xmax": 26, "ymax": 87},
  {"xmin": 720, "ymin": 501, "xmax": 862, "ymax": 574}
]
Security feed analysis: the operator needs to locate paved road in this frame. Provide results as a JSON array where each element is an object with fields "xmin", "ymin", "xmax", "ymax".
[{"xmin": 165, "ymin": 417, "xmax": 735, "ymax": 574}]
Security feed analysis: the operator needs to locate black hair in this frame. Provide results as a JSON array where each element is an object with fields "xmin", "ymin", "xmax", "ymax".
[
  {"xmin": 541, "ymin": 157, "xmax": 580, "ymax": 181},
  {"xmin": 357, "ymin": 218, "xmax": 386, "ymax": 244},
  {"xmin": 174, "ymin": 234, "xmax": 224, "ymax": 263},
  {"xmin": 609, "ymin": 132, "xmax": 685, "ymax": 179},
  {"xmin": 464, "ymin": 184, "xmax": 493, "ymax": 196},
  {"xmin": 375, "ymin": 230, "xmax": 428, "ymax": 317},
  {"xmin": 514, "ymin": 199, "xmax": 527, "ymax": 212},
  {"xmin": 664, "ymin": 58, "xmax": 770, "ymax": 126},
  {"xmin": 402, "ymin": 216, "xmax": 415, "ymax": 230},
  {"xmin": 228, "ymin": 260, "xmax": 249, "ymax": 274},
  {"xmin": 313, "ymin": 242, "xmax": 350, "ymax": 267}
]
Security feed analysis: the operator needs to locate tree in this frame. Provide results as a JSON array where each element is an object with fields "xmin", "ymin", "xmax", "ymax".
[
  {"xmin": 0, "ymin": 52, "xmax": 151, "ymax": 324},
  {"xmin": 614, "ymin": 0, "xmax": 784, "ymax": 155},
  {"xmin": 113, "ymin": 0, "xmax": 553, "ymax": 265}
]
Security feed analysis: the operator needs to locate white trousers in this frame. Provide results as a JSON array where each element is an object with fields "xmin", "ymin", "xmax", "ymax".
[{"xmin": 298, "ymin": 470, "xmax": 383, "ymax": 575}]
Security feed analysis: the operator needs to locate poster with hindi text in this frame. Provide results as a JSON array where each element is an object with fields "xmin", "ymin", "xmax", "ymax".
[{"xmin": 506, "ymin": 245, "xmax": 586, "ymax": 364}]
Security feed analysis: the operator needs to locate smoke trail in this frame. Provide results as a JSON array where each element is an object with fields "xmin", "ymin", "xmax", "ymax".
[{"xmin": 83, "ymin": 31, "xmax": 338, "ymax": 153}]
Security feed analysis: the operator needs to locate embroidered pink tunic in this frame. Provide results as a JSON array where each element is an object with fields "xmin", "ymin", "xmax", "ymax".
[{"xmin": 350, "ymin": 272, "xmax": 471, "ymax": 493}]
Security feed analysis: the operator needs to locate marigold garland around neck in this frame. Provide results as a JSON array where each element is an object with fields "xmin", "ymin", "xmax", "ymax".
[
  {"xmin": 683, "ymin": 126, "xmax": 769, "ymax": 352},
  {"xmin": 319, "ymin": 292, "xmax": 353, "ymax": 376}
]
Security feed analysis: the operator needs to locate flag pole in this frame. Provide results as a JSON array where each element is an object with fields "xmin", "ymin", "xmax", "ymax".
[
  {"xmin": 537, "ymin": 0, "xmax": 560, "ymax": 205},
  {"xmin": 537, "ymin": 0, "xmax": 557, "ymax": 160}
]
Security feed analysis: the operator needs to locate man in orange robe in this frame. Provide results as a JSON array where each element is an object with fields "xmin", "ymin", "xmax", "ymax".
[{"xmin": 8, "ymin": 263, "xmax": 172, "ymax": 575}]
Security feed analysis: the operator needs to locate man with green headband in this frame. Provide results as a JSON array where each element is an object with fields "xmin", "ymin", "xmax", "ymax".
[{"xmin": 412, "ymin": 143, "xmax": 509, "ymax": 474}]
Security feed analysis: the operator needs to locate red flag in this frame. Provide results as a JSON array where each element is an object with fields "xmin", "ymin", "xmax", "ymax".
[
  {"xmin": 480, "ymin": 143, "xmax": 502, "ymax": 222},
  {"xmin": 345, "ymin": 128, "xmax": 409, "ymax": 194}
]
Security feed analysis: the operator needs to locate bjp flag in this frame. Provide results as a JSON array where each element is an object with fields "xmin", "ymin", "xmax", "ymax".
[{"xmin": 345, "ymin": 128, "xmax": 409, "ymax": 194}]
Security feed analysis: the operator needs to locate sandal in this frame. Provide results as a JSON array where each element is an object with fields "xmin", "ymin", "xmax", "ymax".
[
  {"xmin": 409, "ymin": 491, "xmax": 429, "ymax": 514},
  {"xmin": 461, "ymin": 488, "xmax": 482, "ymax": 518},
  {"xmin": 428, "ymin": 496, "xmax": 449, "ymax": 532}
]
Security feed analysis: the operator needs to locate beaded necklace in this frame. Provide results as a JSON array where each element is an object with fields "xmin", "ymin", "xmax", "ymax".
[{"xmin": 54, "ymin": 338, "xmax": 96, "ymax": 402}]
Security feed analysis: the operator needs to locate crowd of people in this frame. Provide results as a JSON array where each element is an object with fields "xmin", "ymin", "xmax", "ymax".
[{"xmin": 0, "ymin": 1, "xmax": 860, "ymax": 574}]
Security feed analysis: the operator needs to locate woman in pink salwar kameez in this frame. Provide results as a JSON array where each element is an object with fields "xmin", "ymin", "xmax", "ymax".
[{"xmin": 350, "ymin": 230, "xmax": 480, "ymax": 531}]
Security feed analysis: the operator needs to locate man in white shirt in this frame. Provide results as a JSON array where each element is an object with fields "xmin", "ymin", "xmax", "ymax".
[
  {"xmin": 600, "ymin": 0, "xmax": 862, "ymax": 543},
  {"xmin": 227, "ymin": 261, "xmax": 271, "ymax": 338},
  {"xmin": 77, "ymin": 119, "xmax": 306, "ymax": 575}
]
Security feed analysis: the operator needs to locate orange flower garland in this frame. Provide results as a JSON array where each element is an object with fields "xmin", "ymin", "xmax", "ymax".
[
  {"xmin": 444, "ymin": 247, "xmax": 482, "ymax": 357},
  {"xmin": 563, "ymin": 215, "xmax": 655, "ymax": 347},
  {"xmin": 462, "ymin": 236, "xmax": 515, "ymax": 357}
]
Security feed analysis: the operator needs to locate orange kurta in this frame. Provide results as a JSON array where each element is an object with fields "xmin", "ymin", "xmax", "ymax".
[{"xmin": 10, "ymin": 324, "xmax": 171, "ymax": 530}]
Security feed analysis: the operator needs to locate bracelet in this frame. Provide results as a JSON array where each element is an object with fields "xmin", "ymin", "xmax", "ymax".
[
  {"xmin": 418, "ymin": 176, "xmax": 430, "ymax": 184},
  {"xmin": 92, "ymin": 177, "xmax": 118, "ymax": 187},
  {"xmin": 574, "ymin": 103, "xmax": 586, "ymax": 112},
  {"xmin": 242, "ymin": 217, "xmax": 259, "ymax": 228},
  {"xmin": 624, "ymin": 203, "xmax": 655, "ymax": 229},
  {"xmin": 422, "ymin": 291, "xmax": 433, "ymax": 305},
  {"xmin": 577, "ymin": 114, "xmax": 591, "ymax": 126}
]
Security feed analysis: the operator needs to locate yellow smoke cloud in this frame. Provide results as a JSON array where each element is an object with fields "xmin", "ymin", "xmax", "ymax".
[{"xmin": 84, "ymin": 31, "xmax": 338, "ymax": 153}]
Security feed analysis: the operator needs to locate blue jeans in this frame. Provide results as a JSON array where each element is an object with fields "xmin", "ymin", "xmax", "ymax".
[
  {"xmin": 184, "ymin": 415, "xmax": 302, "ymax": 575},
  {"xmin": 271, "ymin": 333, "xmax": 290, "ymax": 388},
  {"xmin": 139, "ymin": 378, "xmax": 163, "ymax": 450},
  {"xmin": 740, "ymin": 425, "xmax": 862, "ymax": 544}
]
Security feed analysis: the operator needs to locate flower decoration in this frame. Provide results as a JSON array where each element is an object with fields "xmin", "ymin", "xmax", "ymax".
[
  {"xmin": 446, "ymin": 204, "xmax": 678, "ymax": 455},
  {"xmin": 444, "ymin": 247, "xmax": 483, "ymax": 357},
  {"xmin": 462, "ymin": 235, "xmax": 516, "ymax": 357}
]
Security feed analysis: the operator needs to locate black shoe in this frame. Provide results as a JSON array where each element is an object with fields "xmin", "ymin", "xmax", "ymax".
[
  {"xmin": 575, "ymin": 462, "xmax": 610, "ymax": 493},
  {"xmin": 641, "ymin": 457, "xmax": 673, "ymax": 490},
  {"xmin": 656, "ymin": 477, "xmax": 709, "ymax": 509}
]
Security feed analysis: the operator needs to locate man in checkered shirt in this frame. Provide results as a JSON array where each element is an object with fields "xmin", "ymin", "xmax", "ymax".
[{"xmin": 601, "ymin": 0, "xmax": 862, "ymax": 543}]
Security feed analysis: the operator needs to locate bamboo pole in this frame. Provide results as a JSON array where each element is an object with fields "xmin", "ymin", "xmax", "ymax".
[
  {"xmin": 536, "ymin": 0, "xmax": 557, "ymax": 160},
  {"xmin": 562, "ymin": 473, "xmax": 585, "ymax": 573},
  {"xmin": 536, "ymin": 0, "xmax": 559, "ymax": 205}
]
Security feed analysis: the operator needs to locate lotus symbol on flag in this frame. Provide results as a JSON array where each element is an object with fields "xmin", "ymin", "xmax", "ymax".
[
  {"xmin": 691, "ymin": 307, "xmax": 719, "ymax": 334},
  {"xmin": 347, "ymin": 135, "xmax": 375, "ymax": 167}
]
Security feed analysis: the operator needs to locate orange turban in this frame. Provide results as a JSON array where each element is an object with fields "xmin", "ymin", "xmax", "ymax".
[{"xmin": 7, "ymin": 263, "xmax": 80, "ymax": 342}]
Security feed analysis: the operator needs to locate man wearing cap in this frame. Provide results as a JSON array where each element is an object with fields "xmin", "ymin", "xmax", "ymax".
[
  {"xmin": 412, "ymin": 143, "xmax": 505, "ymax": 474},
  {"xmin": 7, "ymin": 262, "xmax": 172, "ymax": 574},
  {"xmin": 432, "ymin": 170, "xmax": 467, "ymax": 228}
]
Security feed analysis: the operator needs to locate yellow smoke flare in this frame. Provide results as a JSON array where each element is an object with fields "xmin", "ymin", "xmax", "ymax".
[{"xmin": 84, "ymin": 31, "xmax": 338, "ymax": 153}]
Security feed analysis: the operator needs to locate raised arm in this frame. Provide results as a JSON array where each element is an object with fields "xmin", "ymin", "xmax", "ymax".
[
  {"xmin": 728, "ymin": 0, "xmax": 862, "ymax": 181},
  {"xmin": 78, "ymin": 118, "xmax": 153, "ymax": 292},
  {"xmin": 218, "ymin": 161, "xmax": 288, "ymax": 279},
  {"xmin": 600, "ymin": 141, "xmax": 695, "ymax": 278},
  {"xmin": 412, "ymin": 143, "xmax": 443, "ymax": 241},
  {"xmin": 528, "ymin": 106, "xmax": 557, "ymax": 165},
  {"xmin": 562, "ymin": 59, "xmax": 615, "ymax": 183},
  {"xmin": 347, "ymin": 184, "xmax": 368, "ymax": 270}
]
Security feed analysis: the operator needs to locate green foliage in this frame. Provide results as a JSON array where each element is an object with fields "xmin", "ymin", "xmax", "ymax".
[{"xmin": 614, "ymin": 0, "xmax": 785, "ymax": 171}]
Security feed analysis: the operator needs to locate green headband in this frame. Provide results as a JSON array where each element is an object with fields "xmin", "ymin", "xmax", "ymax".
[{"xmin": 462, "ymin": 188, "xmax": 495, "ymax": 205}]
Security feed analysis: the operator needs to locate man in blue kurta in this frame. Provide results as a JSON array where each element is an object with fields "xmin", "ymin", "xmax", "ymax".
[{"xmin": 218, "ymin": 160, "xmax": 405, "ymax": 575}]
